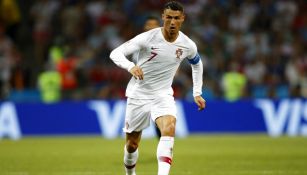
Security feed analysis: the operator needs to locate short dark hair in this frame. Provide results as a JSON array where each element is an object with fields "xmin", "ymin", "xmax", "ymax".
[{"xmin": 164, "ymin": 1, "xmax": 184, "ymax": 12}]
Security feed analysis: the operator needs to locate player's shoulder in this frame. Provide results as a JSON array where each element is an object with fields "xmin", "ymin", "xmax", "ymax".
[
  {"xmin": 134, "ymin": 28, "xmax": 160, "ymax": 42},
  {"xmin": 138, "ymin": 28, "xmax": 160, "ymax": 37},
  {"xmin": 146, "ymin": 27, "xmax": 161, "ymax": 34},
  {"xmin": 179, "ymin": 31, "xmax": 197, "ymax": 49}
]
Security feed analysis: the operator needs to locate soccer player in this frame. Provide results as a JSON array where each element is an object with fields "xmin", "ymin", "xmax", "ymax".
[{"xmin": 110, "ymin": 1, "xmax": 206, "ymax": 175}]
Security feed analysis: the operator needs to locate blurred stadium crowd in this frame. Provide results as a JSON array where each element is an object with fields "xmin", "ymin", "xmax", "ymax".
[{"xmin": 0, "ymin": 0, "xmax": 306, "ymax": 102}]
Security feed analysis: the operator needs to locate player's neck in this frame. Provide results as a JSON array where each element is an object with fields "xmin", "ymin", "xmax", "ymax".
[{"xmin": 161, "ymin": 28, "xmax": 178, "ymax": 43}]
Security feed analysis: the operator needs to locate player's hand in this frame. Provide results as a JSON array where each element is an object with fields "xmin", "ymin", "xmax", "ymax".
[
  {"xmin": 129, "ymin": 66, "xmax": 144, "ymax": 80},
  {"xmin": 194, "ymin": 96, "xmax": 206, "ymax": 111}
]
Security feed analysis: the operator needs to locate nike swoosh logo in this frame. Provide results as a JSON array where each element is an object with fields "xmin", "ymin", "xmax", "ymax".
[{"xmin": 151, "ymin": 47, "xmax": 159, "ymax": 50}]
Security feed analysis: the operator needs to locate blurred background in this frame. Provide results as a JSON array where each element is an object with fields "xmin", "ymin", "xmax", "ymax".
[
  {"xmin": 0, "ymin": 0, "xmax": 307, "ymax": 139},
  {"xmin": 0, "ymin": 0, "xmax": 306, "ymax": 103},
  {"xmin": 1, "ymin": 2, "xmax": 307, "ymax": 174}
]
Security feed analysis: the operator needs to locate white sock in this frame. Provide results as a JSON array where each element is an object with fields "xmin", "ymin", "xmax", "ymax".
[
  {"xmin": 157, "ymin": 136, "xmax": 174, "ymax": 175},
  {"xmin": 124, "ymin": 145, "xmax": 138, "ymax": 175}
]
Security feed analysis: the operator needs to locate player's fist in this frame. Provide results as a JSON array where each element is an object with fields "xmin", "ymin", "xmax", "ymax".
[
  {"xmin": 129, "ymin": 66, "xmax": 144, "ymax": 80},
  {"xmin": 194, "ymin": 96, "xmax": 206, "ymax": 111}
]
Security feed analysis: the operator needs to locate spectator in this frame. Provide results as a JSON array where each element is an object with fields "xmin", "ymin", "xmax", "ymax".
[
  {"xmin": 0, "ymin": 24, "xmax": 17, "ymax": 98},
  {"xmin": 3, "ymin": 0, "xmax": 307, "ymax": 101},
  {"xmin": 221, "ymin": 60, "xmax": 247, "ymax": 101},
  {"xmin": 38, "ymin": 62, "xmax": 61, "ymax": 103}
]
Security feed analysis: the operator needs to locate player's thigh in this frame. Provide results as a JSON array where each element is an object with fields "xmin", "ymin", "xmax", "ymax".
[
  {"xmin": 124, "ymin": 98, "xmax": 151, "ymax": 133},
  {"xmin": 151, "ymin": 95, "xmax": 177, "ymax": 122},
  {"xmin": 151, "ymin": 96, "xmax": 177, "ymax": 136}
]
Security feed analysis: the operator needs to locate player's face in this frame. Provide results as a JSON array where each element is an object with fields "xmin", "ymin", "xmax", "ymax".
[
  {"xmin": 162, "ymin": 9, "xmax": 185, "ymax": 36},
  {"xmin": 144, "ymin": 19, "xmax": 160, "ymax": 31}
]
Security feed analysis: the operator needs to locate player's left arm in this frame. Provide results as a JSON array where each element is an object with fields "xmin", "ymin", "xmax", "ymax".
[{"xmin": 188, "ymin": 44, "xmax": 206, "ymax": 111}]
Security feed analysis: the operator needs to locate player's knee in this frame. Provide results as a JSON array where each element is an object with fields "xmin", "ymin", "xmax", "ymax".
[
  {"xmin": 126, "ymin": 140, "xmax": 139, "ymax": 153},
  {"xmin": 161, "ymin": 122, "xmax": 176, "ymax": 136}
]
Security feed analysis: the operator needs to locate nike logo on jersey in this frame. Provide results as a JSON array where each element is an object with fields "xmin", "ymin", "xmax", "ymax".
[{"xmin": 151, "ymin": 46, "xmax": 159, "ymax": 50}]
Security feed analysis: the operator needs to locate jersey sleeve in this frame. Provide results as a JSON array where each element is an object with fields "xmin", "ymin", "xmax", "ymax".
[
  {"xmin": 187, "ymin": 41, "xmax": 203, "ymax": 97},
  {"xmin": 110, "ymin": 33, "xmax": 148, "ymax": 71},
  {"xmin": 186, "ymin": 41, "xmax": 199, "ymax": 64}
]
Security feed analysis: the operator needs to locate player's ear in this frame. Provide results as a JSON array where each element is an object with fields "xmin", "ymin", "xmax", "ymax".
[{"xmin": 181, "ymin": 13, "xmax": 185, "ymax": 22}]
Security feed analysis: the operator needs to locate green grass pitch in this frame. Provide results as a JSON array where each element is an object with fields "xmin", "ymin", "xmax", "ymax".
[{"xmin": 0, "ymin": 135, "xmax": 307, "ymax": 175}]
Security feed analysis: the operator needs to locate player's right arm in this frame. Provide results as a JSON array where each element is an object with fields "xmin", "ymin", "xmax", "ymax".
[{"xmin": 110, "ymin": 34, "xmax": 147, "ymax": 79}]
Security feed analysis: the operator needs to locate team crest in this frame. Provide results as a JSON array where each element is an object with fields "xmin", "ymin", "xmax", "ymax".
[{"xmin": 175, "ymin": 48, "xmax": 183, "ymax": 59}]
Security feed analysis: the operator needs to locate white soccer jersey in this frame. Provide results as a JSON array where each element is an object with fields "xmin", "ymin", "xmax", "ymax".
[{"xmin": 110, "ymin": 27, "xmax": 203, "ymax": 99}]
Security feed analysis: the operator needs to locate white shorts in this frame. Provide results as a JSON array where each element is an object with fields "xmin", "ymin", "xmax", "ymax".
[{"xmin": 123, "ymin": 95, "xmax": 177, "ymax": 133}]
